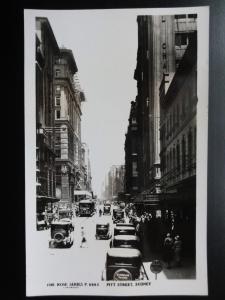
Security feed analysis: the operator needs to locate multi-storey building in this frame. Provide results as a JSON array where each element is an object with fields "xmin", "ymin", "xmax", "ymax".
[
  {"xmin": 160, "ymin": 32, "xmax": 197, "ymax": 215},
  {"xmin": 80, "ymin": 143, "xmax": 92, "ymax": 191},
  {"xmin": 105, "ymin": 165, "xmax": 125, "ymax": 201},
  {"xmin": 54, "ymin": 48, "xmax": 85, "ymax": 208},
  {"xmin": 36, "ymin": 17, "xmax": 60, "ymax": 226},
  {"xmin": 159, "ymin": 32, "xmax": 197, "ymax": 255},
  {"xmin": 133, "ymin": 14, "xmax": 197, "ymax": 195},
  {"xmin": 124, "ymin": 101, "xmax": 140, "ymax": 199}
]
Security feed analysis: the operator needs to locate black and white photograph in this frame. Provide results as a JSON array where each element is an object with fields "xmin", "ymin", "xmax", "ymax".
[{"xmin": 25, "ymin": 7, "xmax": 209, "ymax": 296}]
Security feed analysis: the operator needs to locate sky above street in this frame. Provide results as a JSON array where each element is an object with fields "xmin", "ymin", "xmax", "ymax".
[{"xmin": 34, "ymin": 10, "xmax": 139, "ymax": 196}]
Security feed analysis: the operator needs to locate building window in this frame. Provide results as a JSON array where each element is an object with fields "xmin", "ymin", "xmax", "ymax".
[
  {"xmin": 188, "ymin": 130, "xmax": 193, "ymax": 169},
  {"xmin": 132, "ymin": 161, "xmax": 138, "ymax": 177},
  {"xmin": 177, "ymin": 143, "xmax": 180, "ymax": 172},
  {"xmin": 182, "ymin": 137, "xmax": 186, "ymax": 172},
  {"xmin": 177, "ymin": 103, "xmax": 180, "ymax": 126},
  {"xmin": 56, "ymin": 110, "xmax": 61, "ymax": 119},
  {"xmin": 55, "ymin": 69, "xmax": 61, "ymax": 77},
  {"xmin": 55, "ymin": 95, "xmax": 61, "ymax": 106},
  {"xmin": 173, "ymin": 148, "xmax": 176, "ymax": 171},
  {"xmin": 55, "ymin": 148, "xmax": 61, "ymax": 158},
  {"xmin": 175, "ymin": 33, "xmax": 188, "ymax": 47}
]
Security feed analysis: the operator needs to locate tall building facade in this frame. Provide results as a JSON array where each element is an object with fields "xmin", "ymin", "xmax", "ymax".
[
  {"xmin": 80, "ymin": 143, "xmax": 92, "ymax": 191},
  {"xmin": 160, "ymin": 32, "xmax": 197, "ymax": 214},
  {"xmin": 36, "ymin": 17, "xmax": 60, "ymax": 225},
  {"xmin": 131, "ymin": 14, "xmax": 197, "ymax": 197},
  {"xmin": 159, "ymin": 32, "xmax": 197, "ymax": 254},
  {"xmin": 103, "ymin": 165, "xmax": 125, "ymax": 201},
  {"xmin": 54, "ymin": 48, "xmax": 85, "ymax": 208}
]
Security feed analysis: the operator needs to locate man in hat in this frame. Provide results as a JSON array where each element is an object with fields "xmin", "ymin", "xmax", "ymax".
[
  {"xmin": 173, "ymin": 235, "xmax": 182, "ymax": 266},
  {"xmin": 163, "ymin": 233, "xmax": 174, "ymax": 269},
  {"xmin": 80, "ymin": 226, "xmax": 87, "ymax": 248}
]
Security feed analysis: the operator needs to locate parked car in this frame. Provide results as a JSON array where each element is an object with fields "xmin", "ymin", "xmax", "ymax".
[
  {"xmin": 114, "ymin": 226, "xmax": 136, "ymax": 236},
  {"xmin": 110, "ymin": 234, "xmax": 141, "ymax": 250},
  {"xmin": 95, "ymin": 222, "xmax": 112, "ymax": 240},
  {"xmin": 101, "ymin": 248, "xmax": 146, "ymax": 281},
  {"xmin": 49, "ymin": 219, "xmax": 74, "ymax": 248}
]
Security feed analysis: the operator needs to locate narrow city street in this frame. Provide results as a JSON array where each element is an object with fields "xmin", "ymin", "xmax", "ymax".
[{"xmin": 34, "ymin": 205, "xmax": 195, "ymax": 285}]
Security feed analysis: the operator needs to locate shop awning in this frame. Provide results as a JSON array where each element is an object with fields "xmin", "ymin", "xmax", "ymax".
[
  {"xmin": 74, "ymin": 190, "xmax": 92, "ymax": 197},
  {"xmin": 37, "ymin": 195, "xmax": 60, "ymax": 203}
]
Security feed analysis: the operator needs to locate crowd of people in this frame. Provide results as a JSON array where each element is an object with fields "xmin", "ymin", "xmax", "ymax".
[{"xmin": 126, "ymin": 206, "xmax": 183, "ymax": 268}]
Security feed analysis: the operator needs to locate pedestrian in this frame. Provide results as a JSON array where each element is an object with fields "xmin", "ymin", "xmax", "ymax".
[
  {"xmin": 173, "ymin": 235, "xmax": 182, "ymax": 267},
  {"xmin": 80, "ymin": 226, "xmax": 87, "ymax": 248},
  {"xmin": 163, "ymin": 233, "xmax": 174, "ymax": 269},
  {"xmin": 99, "ymin": 208, "xmax": 102, "ymax": 217}
]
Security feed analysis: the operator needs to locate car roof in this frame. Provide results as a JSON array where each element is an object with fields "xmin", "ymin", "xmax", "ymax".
[
  {"xmin": 51, "ymin": 220, "xmax": 72, "ymax": 225},
  {"xmin": 96, "ymin": 222, "xmax": 109, "ymax": 226},
  {"xmin": 116, "ymin": 223, "xmax": 134, "ymax": 227},
  {"xmin": 115, "ymin": 226, "xmax": 135, "ymax": 230},
  {"xmin": 59, "ymin": 218, "xmax": 72, "ymax": 222},
  {"xmin": 113, "ymin": 235, "xmax": 140, "ymax": 241},
  {"xmin": 107, "ymin": 247, "xmax": 141, "ymax": 258},
  {"xmin": 79, "ymin": 200, "xmax": 93, "ymax": 203}
]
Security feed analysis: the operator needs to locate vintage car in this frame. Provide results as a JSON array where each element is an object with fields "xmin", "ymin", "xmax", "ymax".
[
  {"xmin": 103, "ymin": 204, "xmax": 111, "ymax": 215},
  {"xmin": 114, "ymin": 226, "xmax": 136, "ymax": 236},
  {"xmin": 58, "ymin": 209, "xmax": 73, "ymax": 220},
  {"xmin": 102, "ymin": 248, "xmax": 146, "ymax": 281},
  {"xmin": 49, "ymin": 219, "xmax": 74, "ymax": 248},
  {"xmin": 110, "ymin": 234, "xmax": 141, "ymax": 250},
  {"xmin": 79, "ymin": 199, "xmax": 95, "ymax": 217},
  {"xmin": 112, "ymin": 209, "xmax": 125, "ymax": 224},
  {"xmin": 95, "ymin": 222, "xmax": 112, "ymax": 240}
]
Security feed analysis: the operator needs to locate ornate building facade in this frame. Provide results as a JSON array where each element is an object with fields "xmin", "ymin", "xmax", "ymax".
[
  {"xmin": 36, "ymin": 17, "xmax": 60, "ymax": 227},
  {"xmin": 54, "ymin": 48, "xmax": 85, "ymax": 208}
]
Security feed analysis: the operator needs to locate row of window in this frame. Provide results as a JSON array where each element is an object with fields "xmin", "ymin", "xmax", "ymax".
[
  {"xmin": 54, "ymin": 86, "xmax": 81, "ymax": 136},
  {"xmin": 161, "ymin": 87, "xmax": 196, "ymax": 146},
  {"xmin": 161, "ymin": 128, "xmax": 196, "ymax": 175}
]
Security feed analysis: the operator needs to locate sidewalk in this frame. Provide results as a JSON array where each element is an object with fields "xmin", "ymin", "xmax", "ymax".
[{"xmin": 162, "ymin": 257, "xmax": 196, "ymax": 279}]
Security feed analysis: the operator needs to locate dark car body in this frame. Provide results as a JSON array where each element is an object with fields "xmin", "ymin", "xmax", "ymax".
[
  {"xmin": 110, "ymin": 235, "xmax": 141, "ymax": 250},
  {"xmin": 79, "ymin": 200, "xmax": 95, "ymax": 217},
  {"xmin": 103, "ymin": 204, "xmax": 111, "ymax": 215},
  {"xmin": 96, "ymin": 223, "xmax": 111, "ymax": 240},
  {"xmin": 58, "ymin": 209, "xmax": 73, "ymax": 220},
  {"xmin": 102, "ymin": 248, "xmax": 145, "ymax": 281},
  {"xmin": 49, "ymin": 220, "xmax": 74, "ymax": 248},
  {"xmin": 114, "ymin": 226, "xmax": 136, "ymax": 236}
]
